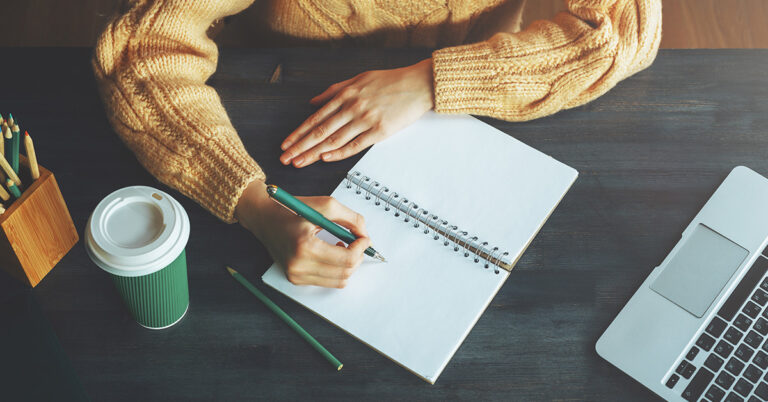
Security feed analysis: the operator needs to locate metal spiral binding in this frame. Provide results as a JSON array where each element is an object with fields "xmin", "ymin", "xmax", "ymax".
[{"xmin": 344, "ymin": 171, "xmax": 512, "ymax": 273}]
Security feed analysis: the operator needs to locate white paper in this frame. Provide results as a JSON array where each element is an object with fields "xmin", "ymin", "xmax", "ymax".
[{"xmin": 262, "ymin": 112, "xmax": 577, "ymax": 383}]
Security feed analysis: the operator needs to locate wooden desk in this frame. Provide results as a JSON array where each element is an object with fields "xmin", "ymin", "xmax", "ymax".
[{"xmin": 1, "ymin": 48, "xmax": 766, "ymax": 400}]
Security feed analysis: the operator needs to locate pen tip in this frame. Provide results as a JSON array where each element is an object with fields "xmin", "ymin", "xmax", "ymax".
[
  {"xmin": 375, "ymin": 253, "xmax": 387, "ymax": 263},
  {"xmin": 226, "ymin": 266, "xmax": 237, "ymax": 275}
]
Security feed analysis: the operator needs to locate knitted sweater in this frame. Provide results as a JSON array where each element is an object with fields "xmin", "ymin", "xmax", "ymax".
[{"xmin": 93, "ymin": 0, "xmax": 662, "ymax": 223}]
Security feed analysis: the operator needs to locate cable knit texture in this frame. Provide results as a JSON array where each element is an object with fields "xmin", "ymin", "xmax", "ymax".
[{"xmin": 93, "ymin": 0, "xmax": 661, "ymax": 223}]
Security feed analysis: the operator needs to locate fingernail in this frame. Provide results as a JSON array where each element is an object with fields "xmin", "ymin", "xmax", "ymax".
[
  {"xmin": 280, "ymin": 143, "xmax": 288, "ymax": 150},
  {"xmin": 321, "ymin": 153, "xmax": 330, "ymax": 161},
  {"xmin": 280, "ymin": 154, "xmax": 292, "ymax": 164},
  {"xmin": 293, "ymin": 156, "xmax": 304, "ymax": 167}
]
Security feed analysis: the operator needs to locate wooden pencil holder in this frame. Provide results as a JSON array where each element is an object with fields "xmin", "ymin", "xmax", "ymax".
[{"xmin": 0, "ymin": 155, "xmax": 79, "ymax": 287}]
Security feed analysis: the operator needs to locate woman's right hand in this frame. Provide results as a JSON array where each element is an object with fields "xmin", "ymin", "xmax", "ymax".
[{"xmin": 235, "ymin": 180, "xmax": 370, "ymax": 288}]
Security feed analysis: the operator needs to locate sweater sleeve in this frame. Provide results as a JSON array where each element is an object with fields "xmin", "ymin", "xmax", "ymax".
[
  {"xmin": 92, "ymin": 0, "xmax": 263, "ymax": 223},
  {"xmin": 432, "ymin": 0, "xmax": 662, "ymax": 121}
]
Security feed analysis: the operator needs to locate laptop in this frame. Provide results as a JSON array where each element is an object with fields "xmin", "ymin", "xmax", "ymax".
[{"xmin": 597, "ymin": 166, "xmax": 768, "ymax": 402}]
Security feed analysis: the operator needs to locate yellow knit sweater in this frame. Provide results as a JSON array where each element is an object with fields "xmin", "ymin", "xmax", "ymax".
[{"xmin": 93, "ymin": 0, "xmax": 661, "ymax": 223}]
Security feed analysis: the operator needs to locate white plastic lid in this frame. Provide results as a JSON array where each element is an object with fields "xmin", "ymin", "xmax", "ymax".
[{"xmin": 85, "ymin": 186, "xmax": 190, "ymax": 277}]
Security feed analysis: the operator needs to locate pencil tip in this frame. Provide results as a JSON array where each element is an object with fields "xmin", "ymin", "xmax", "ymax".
[
  {"xmin": 24, "ymin": 131, "xmax": 29, "ymax": 137},
  {"xmin": 226, "ymin": 266, "xmax": 237, "ymax": 275},
  {"xmin": 337, "ymin": 364, "xmax": 343, "ymax": 371}
]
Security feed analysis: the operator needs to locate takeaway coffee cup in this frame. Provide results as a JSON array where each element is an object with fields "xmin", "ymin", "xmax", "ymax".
[{"xmin": 85, "ymin": 186, "xmax": 190, "ymax": 329}]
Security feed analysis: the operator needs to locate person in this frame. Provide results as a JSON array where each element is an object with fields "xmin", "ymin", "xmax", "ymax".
[{"xmin": 93, "ymin": 0, "xmax": 661, "ymax": 288}]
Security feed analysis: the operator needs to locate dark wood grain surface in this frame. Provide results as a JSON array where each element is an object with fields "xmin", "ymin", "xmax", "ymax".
[{"xmin": 1, "ymin": 48, "xmax": 767, "ymax": 401}]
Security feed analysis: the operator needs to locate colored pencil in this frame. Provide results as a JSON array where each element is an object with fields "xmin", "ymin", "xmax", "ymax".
[
  {"xmin": 0, "ymin": 204, "xmax": 5, "ymax": 214},
  {"xmin": 3, "ymin": 123, "xmax": 10, "ymax": 167},
  {"xmin": 7, "ymin": 113, "xmax": 14, "ymax": 127},
  {"xmin": 11, "ymin": 124, "xmax": 20, "ymax": 174},
  {"xmin": 24, "ymin": 131, "xmax": 40, "ymax": 180},
  {"xmin": 0, "ymin": 152, "xmax": 21, "ymax": 186},
  {"xmin": 226, "ymin": 266, "xmax": 343, "ymax": 371},
  {"xmin": 0, "ymin": 184, "xmax": 9, "ymax": 202},
  {"xmin": 5, "ymin": 179, "xmax": 20, "ymax": 199}
]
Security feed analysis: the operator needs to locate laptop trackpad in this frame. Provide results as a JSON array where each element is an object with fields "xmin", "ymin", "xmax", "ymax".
[{"xmin": 651, "ymin": 224, "xmax": 748, "ymax": 317}]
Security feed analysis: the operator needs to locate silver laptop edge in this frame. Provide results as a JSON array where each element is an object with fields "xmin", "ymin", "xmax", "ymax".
[{"xmin": 597, "ymin": 166, "xmax": 768, "ymax": 400}]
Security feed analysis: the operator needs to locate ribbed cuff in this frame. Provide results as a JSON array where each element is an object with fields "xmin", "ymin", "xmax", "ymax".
[
  {"xmin": 432, "ymin": 41, "xmax": 500, "ymax": 115},
  {"xmin": 180, "ymin": 128, "xmax": 266, "ymax": 224}
]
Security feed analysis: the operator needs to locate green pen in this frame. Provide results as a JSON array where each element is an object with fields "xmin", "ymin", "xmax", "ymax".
[{"xmin": 266, "ymin": 184, "xmax": 387, "ymax": 262}]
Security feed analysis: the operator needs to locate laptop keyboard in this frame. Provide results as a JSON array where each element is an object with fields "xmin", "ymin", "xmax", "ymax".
[{"xmin": 665, "ymin": 256, "xmax": 768, "ymax": 401}]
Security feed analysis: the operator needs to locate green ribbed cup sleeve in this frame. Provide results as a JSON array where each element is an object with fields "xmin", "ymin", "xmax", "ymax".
[{"xmin": 110, "ymin": 250, "xmax": 189, "ymax": 329}]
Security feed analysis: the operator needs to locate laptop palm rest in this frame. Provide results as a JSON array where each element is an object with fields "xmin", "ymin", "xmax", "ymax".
[{"xmin": 650, "ymin": 224, "xmax": 748, "ymax": 317}]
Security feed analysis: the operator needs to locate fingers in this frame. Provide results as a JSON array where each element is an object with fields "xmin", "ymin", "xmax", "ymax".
[
  {"xmin": 282, "ymin": 110, "xmax": 355, "ymax": 168},
  {"xmin": 280, "ymin": 95, "xmax": 346, "ymax": 160},
  {"xmin": 281, "ymin": 77, "xmax": 358, "ymax": 153},
  {"xmin": 286, "ymin": 237, "xmax": 370, "ymax": 289},
  {"xmin": 311, "ymin": 236, "xmax": 369, "ymax": 269},
  {"xmin": 315, "ymin": 197, "xmax": 368, "ymax": 238},
  {"xmin": 310, "ymin": 77, "xmax": 356, "ymax": 106},
  {"xmin": 296, "ymin": 119, "xmax": 372, "ymax": 167},
  {"xmin": 320, "ymin": 129, "xmax": 379, "ymax": 162}
]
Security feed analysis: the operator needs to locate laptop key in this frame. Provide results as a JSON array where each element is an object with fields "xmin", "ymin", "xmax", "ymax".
[
  {"xmin": 745, "ymin": 330, "xmax": 764, "ymax": 349},
  {"xmin": 754, "ymin": 351, "xmax": 768, "ymax": 369},
  {"xmin": 734, "ymin": 378, "xmax": 754, "ymax": 396},
  {"xmin": 666, "ymin": 373, "xmax": 680, "ymax": 388},
  {"xmin": 717, "ymin": 371, "xmax": 736, "ymax": 389},
  {"xmin": 716, "ymin": 340, "xmax": 735, "ymax": 358},
  {"xmin": 705, "ymin": 384, "xmax": 726, "ymax": 402},
  {"xmin": 744, "ymin": 301, "xmax": 762, "ymax": 318},
  {"xmin": 761, "ymin": 277, "xmax": 768, "ymax": 292},
  {"xmin": 726, "ymin": 357, "xmax": 746, "ymax": 376},
  {"xmin": 724, "ymin": 392, "xmax": 744, "ymax": 402},
  {"xmin": 744, "ymin": 364, "xmax": 763, "ymax": 383},
  {"xmin": 748, "ymin": 396, "xmax": 760, "ymax": 402},
  {"xmin": 686, "ymin": 346, "xmax": 699, "ymax": 361},
  {"xmin": 726, "ymin": 327, "xmax": 745, "ymax": 344},
  {"xmin": 709, "ymin": 317, "xmax": 729, "ymax": 337},
  {"xmin": 734, "ymin": 314, "xmax": 753, "ymax": 332},
  {"xmin": 676, "ymin": 360, "xmax": 696, "ymax": 379},
  {"xmin": 735, "ymin": 344, "xmax": 755, "ymax": 362},
  {"xmin": 698, "ymin": 333, "xmax": 717, "ymax": 351},
  {"xmin": 753, "ymin": 289, "xmax": 768, "ymax": 306},
  {"xmin": 755, "ymin": 317, "xmax": 768, "ymax": 335},
  {"xmin": 755, "ymin": 382, "xmax": 768, "ymax": 399},
  {"xmin": 682, "ymin": 367, "xmax": 714, "ymax": 401},
  {"xmin": 705, "ymin": 354, "xmax": 725, "ymax": 372}
]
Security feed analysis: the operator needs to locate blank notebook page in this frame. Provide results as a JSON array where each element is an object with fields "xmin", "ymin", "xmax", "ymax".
[{"xmin": 262, "ymin": 112, "xmax": 577, "ymax": 383}]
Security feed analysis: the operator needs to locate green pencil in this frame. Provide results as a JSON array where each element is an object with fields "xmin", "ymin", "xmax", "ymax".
[
  {"xmin": 6, "ymin": 178, "xmax": 21, "ymax": 199},
  {"xmin": 226, "ymin": 266, "xmax": 343, "ymax": 371},
  {"xmin": 11, "ymin": 123, "xmax": 20, "ymax": 174}
]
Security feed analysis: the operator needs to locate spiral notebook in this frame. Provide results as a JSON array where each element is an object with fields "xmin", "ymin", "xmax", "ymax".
[{"xmin": 262, "ymin": 112, "xmax": 577, "ymax": 383}]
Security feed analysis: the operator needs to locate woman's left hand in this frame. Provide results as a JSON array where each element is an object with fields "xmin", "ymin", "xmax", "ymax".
[{"xmin": 279, "ymin": 58, "xmax": 434, "ymax": 168}]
